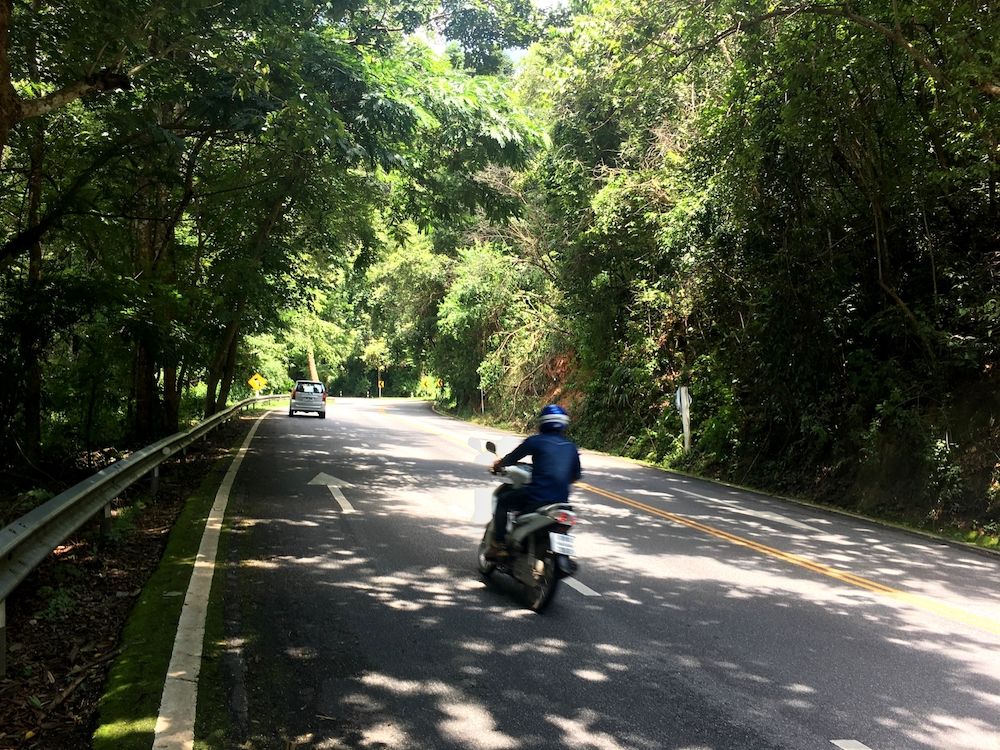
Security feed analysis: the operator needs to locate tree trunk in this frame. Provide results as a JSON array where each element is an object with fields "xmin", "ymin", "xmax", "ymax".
[
  {"xmin": 20, "ymin": 5, "xmax": 45, "ymax": 458},
  {"xmin": 83, "ymin": 376, "xmax": 98, "ymax": 469},
  {"xmin": 204, "ymin": 368, "xmax": 219, "ymax": 419},
  {"xmin": 19, "ymin": 118, "xmax": 44, "ymax": 460},
  {"xmin": 215, "ymin": 324, "xmax": 241, "ymax": 413},
  {"xmin": 204, "ymin": 314, "xmax": 242, "ymax": 417},
  {"xmin": 162, "ymin": 363, "xmax": 179, "ymax": 434},
  {"xmin": 203, "ymin": 185, "xmax": 292, "ymax": 415},
  {"xmin": 308, "ymin": 348, "xmax": 319, "ymax": 381},
  {"xmin": 131, "ymin": 167, "xmax": 167, "ymax": 443},
  {"xmin": 0, "ymin": 0, "xmax": 17, "ymax": 163},
  {"xmin": 133, "ymin": 340, "xmax": 159, "ymax": 444}
]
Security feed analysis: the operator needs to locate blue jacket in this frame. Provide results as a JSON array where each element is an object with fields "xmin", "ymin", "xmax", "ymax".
[{"xmin": 499, "ymin": 432, "xmax": 582, "ymax": 503}]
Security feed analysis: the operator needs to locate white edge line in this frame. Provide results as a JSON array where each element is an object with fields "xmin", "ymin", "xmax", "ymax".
[
  {"xmin": 153, "ymin": 410, "xmax": 270, "ymax": 750},
  {"xmin": 564, "ymin": 578, "xmax": 601, "ymax": 597}
]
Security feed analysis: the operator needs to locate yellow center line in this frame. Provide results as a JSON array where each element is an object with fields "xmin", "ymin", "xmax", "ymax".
[
  {"xmin": 578, "ymin": 482, "xmax": 1000, "ymax": 638},
  {"xmin": 382, "ymin": 405, "xmax": 1000, "ymax": 638}
]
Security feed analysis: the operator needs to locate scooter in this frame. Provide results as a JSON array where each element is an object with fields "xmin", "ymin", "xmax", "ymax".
[{"xmin": 476, "ymin": 441, "xmax": 579, "ymax": 612}]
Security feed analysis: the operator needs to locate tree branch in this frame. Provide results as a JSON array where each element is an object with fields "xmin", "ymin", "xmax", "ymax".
[
  {"xmin": 662, "ymin": 2, "xmax": 999, "ymax": 100},
  {"xmin": 18, "ymin": 69, "xmax": 131, "ymax": 120},
  {"xmin": 0, "ymin": 140, "xmax": 129, "ymax": 269}
]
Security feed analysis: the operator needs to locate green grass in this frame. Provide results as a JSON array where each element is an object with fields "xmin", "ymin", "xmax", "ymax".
[
  {"xmin": 959, "ymin": 528, "xmax": 1000, "ymax": 550},
  {"xmin": 92, "ymin": 437, "xmax": 244, "ymax": 750}
]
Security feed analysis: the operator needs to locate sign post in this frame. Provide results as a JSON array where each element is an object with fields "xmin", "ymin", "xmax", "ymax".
[{"xmin": 675, "ymin": 386, "xmax": 692, "ymax": 452}]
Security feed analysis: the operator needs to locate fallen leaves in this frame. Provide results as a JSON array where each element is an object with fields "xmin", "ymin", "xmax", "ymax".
[{"xmin": 0, "ymin": 419, "xmax": 251, "ymax": 749}]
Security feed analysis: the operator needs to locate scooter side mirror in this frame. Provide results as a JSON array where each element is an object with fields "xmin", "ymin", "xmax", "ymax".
[{"xmin": 485, "ymin": 441, "xmax": 496, "ymax": 454}]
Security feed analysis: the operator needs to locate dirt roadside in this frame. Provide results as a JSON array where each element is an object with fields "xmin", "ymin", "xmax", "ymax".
[{"xmin": 0, "ymin": 416, "xmax": 255, "ymax": 750}]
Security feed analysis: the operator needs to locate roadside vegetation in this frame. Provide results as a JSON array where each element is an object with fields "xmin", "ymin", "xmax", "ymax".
[
  {"xmin": 2, "ymin": 2, "xmax": 998, "ymax": 542},
  {"xmin": 357, "ymin": 0, "xmax": 1000, "ymax": 543},
  {"xmin": 0, "ymin": 2, "xmax": 997, "ymax": 744}
]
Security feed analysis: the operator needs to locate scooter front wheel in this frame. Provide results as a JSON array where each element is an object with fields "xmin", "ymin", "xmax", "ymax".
[{"xmin": 476, "ymin": 528, "xmax": 496, "ymax": 576}]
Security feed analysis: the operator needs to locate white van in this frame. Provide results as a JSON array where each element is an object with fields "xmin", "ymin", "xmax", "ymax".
[{"xmin": 289, "ymin": 380, "xmax": 327, "ymax": 418}]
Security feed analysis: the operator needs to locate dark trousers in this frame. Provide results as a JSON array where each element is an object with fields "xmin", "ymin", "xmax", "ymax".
[{"xmin": 493, "ymin": 485, "xmax": 540, "ymax": 543}]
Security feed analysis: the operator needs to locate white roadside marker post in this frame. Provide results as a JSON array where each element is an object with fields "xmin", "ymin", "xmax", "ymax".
[{"xmin": 675, "ymin": 386, "xmax": 692, "ymax": 452}]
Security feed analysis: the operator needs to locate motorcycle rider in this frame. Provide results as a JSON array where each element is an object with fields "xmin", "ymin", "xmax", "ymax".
[{"xmin": 485, "ymin": 404, "xmax": 582, "ymax": 561}]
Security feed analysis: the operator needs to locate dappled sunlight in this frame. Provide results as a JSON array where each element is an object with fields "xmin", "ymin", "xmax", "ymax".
[
  {"xmin": 573, "ymin": 669, "xmax": 609, "ymax": 682},
  {"xmin": 229, "ymin": 516, "xmax": 325, "ymax": 533},
  {"xmin": 359, "ymin": 721, "xmax": 412, "ymax": 748},
  {"xmin": 271, "ymin": 552, "xmax": 371, "ymax": 572},
  {"xmin": 438, "ymin": 701, "xmax": 519, "ymax": 749},
  {"xmin": 782, "ymin": 683, "xmax": 815, "ymax": 695},
  {"xmin": 901, "ymin": 714, "xmax": 998, "ymax": 750},
  {"xmin": 285, "ymin": 645, "xmax": 319, "ymax": 660},
  {"xmin": 357, "ymin": 672, "xmax": 521, "ymax": 749},
  {"xmin": 204, "ymin": 400, "xmax": 1000, "ymax": 750},
  {"xmin": 279, "ymin": 433, "xmax": 339, "ymax": 441},
  {"xmin": 327, "ymin": 566, "xmax": 498, "ymax": 616},
  {"xmin": 545, "ymin": 709, "xmax": 659, "ymax": 750},
  {"xmin": 500, "ymin": 638, "xmax": 568, "ymax": 657},
  {"xmin": 881, "ymin": 633, "xmax": 1000, "ymax": 684},
  {"xmin": 371, "ymin": 485, "xmax": 482, "ymax": 525},
  {"xmin": 240, "ymin": 558, "xmax": 280, "ymax": 569}
]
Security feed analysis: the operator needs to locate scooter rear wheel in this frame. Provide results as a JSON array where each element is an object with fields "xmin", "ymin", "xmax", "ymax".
[{"xmin": 526, "ymin": 554, "xmax": 558, "ymax": 612}]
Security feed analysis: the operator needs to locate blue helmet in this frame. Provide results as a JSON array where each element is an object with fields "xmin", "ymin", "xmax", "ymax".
[{"xmin": 538, "ymin": 404, "xmax": 570, "ymax": 432}]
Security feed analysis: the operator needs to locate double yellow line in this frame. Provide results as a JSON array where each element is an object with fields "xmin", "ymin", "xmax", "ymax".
[
  {"xmin": 579, "ymin": 482, "xmax": 1000, "ymax": 638},
  {"xmin": 384, "ymin": 404, "xmax": 1000, "ymax": 638}
]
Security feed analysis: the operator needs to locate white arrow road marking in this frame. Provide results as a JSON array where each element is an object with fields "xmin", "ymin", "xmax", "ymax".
[
  {"xmin": 327, "ymin": 485, "xmax": 356, "ymax": 513},
  {"xmin": 308, "ymin": 472, "xmax": 353, "ymax": 488},
  {"xmin": 832, "ymin": 741, "xmax": 875, "ymax": 749},
  {"xmin": 564, "ymin": 578, "xmax": 601, "ymax": 597},
  {"xmin": 309, "ymin": 472, "xmax": 357, "ymax": 513}
]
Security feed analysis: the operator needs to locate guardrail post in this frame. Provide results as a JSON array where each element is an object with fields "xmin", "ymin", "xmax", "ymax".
[
  {"xmin": 100, "ymin": 503, "xmax": 112, "ymax": 539},
  {"xmin": 1, "ymin": 599, "xmax": 6, "ymax": 678},
  {"xmin": 151, "ymin": 466, "xmax": 160, "ymax": 498}
]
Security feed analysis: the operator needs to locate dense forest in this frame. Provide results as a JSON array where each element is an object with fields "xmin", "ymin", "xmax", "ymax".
[{"xmin": 1, "ymin": 0, "xmax": 998, "ymax": 539}]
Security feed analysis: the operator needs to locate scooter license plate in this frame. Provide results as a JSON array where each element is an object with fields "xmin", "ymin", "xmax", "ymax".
[{"xmin": 549, "ymin": 532, "xmax": 575, "ymax": 556}]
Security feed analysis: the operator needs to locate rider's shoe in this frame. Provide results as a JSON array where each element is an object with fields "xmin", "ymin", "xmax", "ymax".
[{"xmin": 484, "ymin": 541, "xmax": 510, "ymax": 562}]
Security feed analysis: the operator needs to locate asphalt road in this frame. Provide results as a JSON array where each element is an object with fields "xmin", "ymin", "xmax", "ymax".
[{"xmin": 199, "ymin": 398, "xmax": 1000, "ymax": 750}]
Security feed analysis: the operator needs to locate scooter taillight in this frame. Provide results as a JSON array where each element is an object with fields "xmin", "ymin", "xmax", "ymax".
[{"xmin": 547, "ymin": 509, "xmax": 577, "ymax": 526}]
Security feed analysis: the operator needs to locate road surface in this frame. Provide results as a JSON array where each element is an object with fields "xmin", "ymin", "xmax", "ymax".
[{"xmin": 183, "ymin": 398, "xmax": 1000, "ymax": 750}]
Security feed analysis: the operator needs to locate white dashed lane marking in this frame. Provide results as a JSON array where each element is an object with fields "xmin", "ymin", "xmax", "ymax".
[
  {"xmin": 564, "ymin": 578, "xmax": 601, "ymax": 597},
  {"xmin": 832, "ymin": 741, "xmax": 875, "ymax": 749}
]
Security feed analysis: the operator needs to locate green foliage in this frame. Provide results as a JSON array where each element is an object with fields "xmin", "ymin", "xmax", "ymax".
[
  {"xmin": 2, "ymin": 0, "xmax": 998, "ymax": 534},
  {"xmin": 106, "ymin": 501, "xmax": 145, "ymax": 545},
  {"xmin": 34, "ymin": 585, "xmax": 76, "ymax": 621},
  {"xmin": 0, "ymin": 0, "xmax": 540, "ymax": 468},
  {"xmin": 410, "ymin": 0, "xmax": 1000, "ymax": 531}
]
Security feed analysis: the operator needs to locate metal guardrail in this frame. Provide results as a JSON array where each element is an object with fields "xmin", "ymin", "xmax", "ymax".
[{"xmin": 0, "ymin": 394, "xmax": 285, "ymax": 677}]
